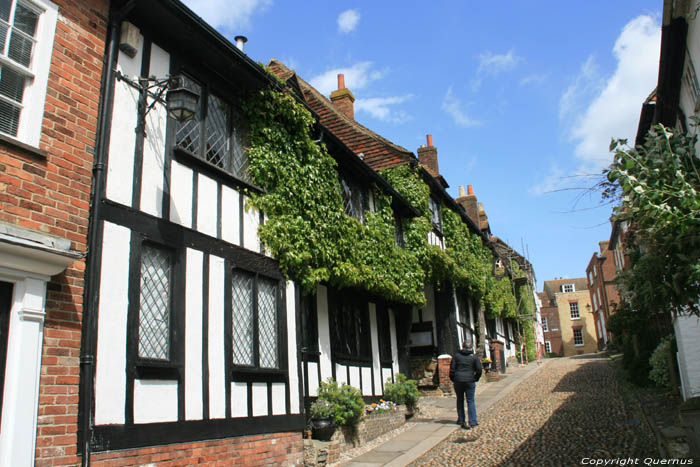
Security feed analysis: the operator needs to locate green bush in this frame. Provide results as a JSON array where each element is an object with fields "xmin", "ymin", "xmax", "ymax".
[
  {"xmin": 383, "ymin": 373, "xmax": 420, "ymax": 409},
  {"xmin": 649, "ymin": 335, "xmax": 674, "ymax": 389},
  {"xmin": 316, "ymin": 378, "xmax": 364, "ymax": 426},
  {"xmin": 309, "ymin": 399, "xmax": 334, "ymax": 419}
]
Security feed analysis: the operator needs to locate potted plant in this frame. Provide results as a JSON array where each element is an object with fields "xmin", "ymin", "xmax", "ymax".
[
  {"xmin": 383, "ymin": 373, "xmax": 420, "ymax": 417},
  {"xmin": 482, "ymin": 357, "xmax": 492, "ymax": 373},
  {"xmin": 316, "ymin": 378, "xmax": 365, "ymax": 427},
  {"xmin": 309, "ymin": 399, "xmax": 336, "ymax": 441}
]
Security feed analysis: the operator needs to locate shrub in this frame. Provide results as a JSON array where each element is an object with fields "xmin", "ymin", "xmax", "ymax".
[
  {"xmin": 383, "ymin": 373, "xmax": 420, "ymax": 409},
  {"xmin": 317, "ymin": 378, "xmax": 364, "ymax": 426},
  {"xmin": 309, "ymin": 399, "xmax": 335, "ymax": 419},
  {"xmin": 649, "ymin": 335, "xmax": 674, "ymax": 389}
]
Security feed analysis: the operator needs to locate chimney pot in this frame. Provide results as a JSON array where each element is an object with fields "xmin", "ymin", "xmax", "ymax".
[
  {"xmin": 338, "ymin": 73, "xmax": 345, "ymax": 90},
  {"xmin": 234, "ymin": 35, "xmax": 248, "ymax": 52},
  {"xmin": 426, "ymin": 134, "xmax": 433, "ymax": 147},
  {"xmin": 458, "ymin": 185, "xmax": 466, "ymax": 197},
  {"xmin": 468, "ymin": 185, "xmax": 474, "ymax": 195}
]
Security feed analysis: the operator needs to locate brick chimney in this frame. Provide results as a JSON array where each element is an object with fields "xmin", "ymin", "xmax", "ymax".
[
  {"xmin": 330, "ymin": 73, "xmax": 355, "ymax": 119},
  {"xmin": 417, "ymin": 134, "xmax": 439, "ymax": 178},
  {"xmin": 456, "ymin": 184, "xmax": 479, "ymax": 227}
]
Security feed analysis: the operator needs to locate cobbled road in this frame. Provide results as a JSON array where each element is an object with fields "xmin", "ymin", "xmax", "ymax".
[{"xmin": 410, "ymin": 355, "xmax": 659, "ymax": 466}]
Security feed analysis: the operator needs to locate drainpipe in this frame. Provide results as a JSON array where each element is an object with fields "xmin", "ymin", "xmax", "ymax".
[{"xmin": 78, "ymin": 12, "xmax": 120, "ymax": 467}]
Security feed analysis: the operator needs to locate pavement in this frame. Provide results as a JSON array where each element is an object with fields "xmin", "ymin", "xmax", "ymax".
[{"xmin": 341, "ymin": 360, "xmax": 547, "ymax": 467}]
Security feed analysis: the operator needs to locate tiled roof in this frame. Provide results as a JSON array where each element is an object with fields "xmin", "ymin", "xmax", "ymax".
[
  {"xmin": 542, "ymin": 278, "xmax": 589, "ymax": 299},
  {"xmin": 267, "ymin": 59, "xmax": 416, "ymax": 171}
]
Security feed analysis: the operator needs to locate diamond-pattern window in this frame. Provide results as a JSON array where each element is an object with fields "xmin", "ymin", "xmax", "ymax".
[
  {"xmin": 232, "ymin": 271, "xmax": 254, "ymax": 366},
  {"xmin": 138, "ymin": 245, "xmax": 172, "ymax": 360},
  {"xmin": 340, "ymin": 175, "xmax": 365, "ymax": 222},
  {"xmin": 258, "ymin": 279, "xmax": 278, "ymax": 369},
  {"xmin": 205, "ymin": 93, "xmax": 230, "ymax": 169}
]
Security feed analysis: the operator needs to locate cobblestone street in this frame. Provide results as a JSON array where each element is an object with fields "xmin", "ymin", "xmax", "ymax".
[{"xmin": 409, "ymin": 356, "xmax": 659, "ymax": 466}]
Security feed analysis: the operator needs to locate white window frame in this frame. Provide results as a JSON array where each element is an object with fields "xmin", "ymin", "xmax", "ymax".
[
  {"xmin": 541, "ymin": 316, "xmax": 548, "ymax": 332},
  {"xmin": 569, "ymin": 302, "xmax": 580, "ymax": 320},
  {"xmin": 0, "ymin": 0, "xmax": 58, "ymax": 148},
  {"xmin": 573, "ymin": 328, "xmax": 584, "ymax": 346},
  {"xmin": 544, "ymin": 341, "xmax": 551, "ymax": 353},
  {"xmin": 562, "ymin": 283, "xmax": 574, "ymax": 293}
]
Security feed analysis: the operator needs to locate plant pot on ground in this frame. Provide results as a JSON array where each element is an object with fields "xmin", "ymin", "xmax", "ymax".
[{"xmin": 309, "ymin": 399, "xmax": 337, "ymax": 441}]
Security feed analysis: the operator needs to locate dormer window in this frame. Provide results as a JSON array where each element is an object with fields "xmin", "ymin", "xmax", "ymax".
[
  {"xmin": 340, "ymin": 174, "xmax": 367, "ymax": 222},
  {"xmin": 174, "ymin": 74, "xmax": 250, "ymax": 182},
  {"xmin": 562, "ymin": 283, "xmax": 574, "ymax": 293},
  {"xmin": 428, "ymin": 196, "xmax": 441, "ymax": 232}
]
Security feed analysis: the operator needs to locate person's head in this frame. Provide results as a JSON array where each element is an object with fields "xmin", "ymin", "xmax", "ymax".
[{"xmin": 462, "ymin": 336, "xmax": 473, "ymax": 351}]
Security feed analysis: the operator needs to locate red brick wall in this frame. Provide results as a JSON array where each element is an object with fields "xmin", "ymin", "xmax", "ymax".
[
  {"xmin": 437, "ymin": 355, "xmax": 452, "ymax": 394},
  {"xmin": 0, "ymin": 1, "xmax": 110, "ymax": 466},
  {"xmin": 90, "ymin": 432, "xmax": 304, "ymax": 466}
]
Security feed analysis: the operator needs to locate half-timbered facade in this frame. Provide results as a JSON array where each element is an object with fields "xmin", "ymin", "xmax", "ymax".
[{"xmin": 81, "ymin": 1, "xmax": 304, "ymax": 463}]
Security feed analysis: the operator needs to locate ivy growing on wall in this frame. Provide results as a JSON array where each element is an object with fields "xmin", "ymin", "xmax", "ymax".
[{"xmin": 243, "ymin": 89, "xmax": 425, "ymax": 305}]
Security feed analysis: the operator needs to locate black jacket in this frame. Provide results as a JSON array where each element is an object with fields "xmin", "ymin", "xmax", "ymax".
[{"xmin": 449, "ymin": 348, "xmax": 483, "ymax": 383}]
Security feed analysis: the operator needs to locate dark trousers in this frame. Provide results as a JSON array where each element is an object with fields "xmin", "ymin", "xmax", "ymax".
[{"xmin": 454, "ymin": 381, "xmax": 477, "ymax": 426}]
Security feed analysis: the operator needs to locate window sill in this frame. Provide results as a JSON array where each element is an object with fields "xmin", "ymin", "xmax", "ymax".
[
  {"xmin": 0, "ymin": 133, "xmax": 47, "ymax": 159},
  {"xmin": 574, "ymin": 344, "xmax": 585, "ymax": 347},
  {"xmin": 570, "ymin": 317, "xmax": 580, "ymax": 320}
]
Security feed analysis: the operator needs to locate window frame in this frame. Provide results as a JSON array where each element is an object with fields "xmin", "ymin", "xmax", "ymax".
[
  {"xmin": 339, "ymin": 172, "xmax": 369, "ymax": 223},
  {"xmin": 376, "ymin": 303, "xmax": 393, "ymax": 366},
  {"xmin": 573, "ymin": 328, "xmax": 584, "ymax": 346},
  {"xmin": 544, "ymin": 341, "xmax": 551, "ymax": 353},
  {"xmin": 328, "ymin": 288, "xmax": 372, "ymax": 364},
  {"xmin": 0, "ymin": 0, "xmax": 57, "ymax": 148},
  {"xmin": 562, "ymin": 283, "xmax": 574, "ymax": 293},
  {"xmin": 229, "ymin": 266, "xmax": 286, "ymax": 382},
  {"xmin": 428, "ymin": 196, "xmax": 442, "ymax": 234},
  {"xmin": 541, "ymin": 316, "xmax": 548, "ymax": 332},
  {"xmin": 569, "ymin": 301, "xmax": 580, "ymax": 320}
]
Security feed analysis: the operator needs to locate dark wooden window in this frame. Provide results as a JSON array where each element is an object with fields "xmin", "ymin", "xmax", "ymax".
[
  {"xmin": 428, "ymin": 196, "xmax": 442, "ymax": 233},
  {"xmin": 339, "ymin": 174, "xmax": 367, "ymax": 223},
  {"xmin": 485, "ymin": 318, "xmax": 497, "ymax": 340},
  {"xmin": 173, "ymin": 74, "xmax": 250, "ymax": 182},
  {"xmin": 376, "ymin": 305, "xmax": 392, "ymax": 365},
  {"xmin": 231, "ymin": 269, "xmax": 280, "ymax": 370},
  {"xmin": 394, "ymin": 215, "xmax": 405, "ymax": 248},
  {"xmin": 300, "ymin": 292, "xmax": 318, "ymax": 356},
  {"xmin": 329, "ymin": 290, "xmax": 371, "ymax": 362}
]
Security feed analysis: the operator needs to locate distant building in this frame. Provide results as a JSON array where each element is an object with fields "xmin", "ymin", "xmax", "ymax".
[
  {"xmin": 540, "ymin": 279, "xmax": 597, "ymax": 356},
  {"xmin": 538, "ymin": 292, "xmax": 562, "ymax": 356},
  {"xmin": 585, "ymin": 240, "xmax": 623, "ymax": 349}
]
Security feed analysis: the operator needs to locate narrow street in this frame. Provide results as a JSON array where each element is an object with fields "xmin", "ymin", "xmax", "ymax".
[{"xmin": 410, "ymin": 356, "xmax": 659, "ymax": 466}]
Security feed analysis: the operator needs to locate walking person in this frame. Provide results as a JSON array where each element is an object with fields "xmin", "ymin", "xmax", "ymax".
[{"xmin": 449, "ymin": 339, "xmax": 483, "ymax": 430}]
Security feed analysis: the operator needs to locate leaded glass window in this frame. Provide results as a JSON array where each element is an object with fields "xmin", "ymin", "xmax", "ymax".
[
  {"xmin": 174, "ymin": 73, "xmax": 250, "ymax": 182},
  {"xmin": 428, "ymin": 196, "xmax": 441, "ymax": 232},
  {"xmin": 376, "ymin": 306, "xmax": 392, "ymax": 364},
  {"xmin": 231, "ymin": 270, "xmax": 279, "ymax": 369},
  {"xmin": 329, "ymin": 292, "xmax": 370, "ymax": 360},
  {"xmin": 340, "ymin": 175, "xmax": 366, "ymax": 222},
  {"xmin": 232, "ymin": 271, "xmax": 254, "ymax": 366},
  {"xmin": 138, "ymin": 245, "xmax": 172, "ymax": 360}
]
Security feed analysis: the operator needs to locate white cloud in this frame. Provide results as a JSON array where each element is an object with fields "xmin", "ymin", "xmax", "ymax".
[
  {"xmin": 182, "ymin": 0, "xmax": 272, "ymax": 31},
  {"xmin": 309, "ymin": 62, "xmax": 386, "ymax": 96},
  {"xmin": 338, "ymin": 9, "xmax": 360, "ymax": 34},
  {"xmin": 559, "ymin": 56, "xmax": 604, "ymax": 120},
  {"xmin": 442, "ymin": 86, "xmax": 482, "ymax": 128},
  {"xmin": 520, "ymin": 73, "xmax": 547, "ymax": 86},
  {"xmin": 356, "ymin": 95, "xmax": 413, "ymax": 122},
  {"xmin": 530, "ymin": 164, "xmax": 592, "ymax": 196},
  {"xmin": 565, "ymin": 15, "xmax": 661, "ymax": 172},
  {"xmin": 472, "ymin": 50, "xmax": 521, "ymax": 91}
]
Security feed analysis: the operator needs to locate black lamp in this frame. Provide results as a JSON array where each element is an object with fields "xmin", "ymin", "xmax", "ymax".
[{"xmin": 166, "ymin": 76, "xmax": 199, "ymax": 123}]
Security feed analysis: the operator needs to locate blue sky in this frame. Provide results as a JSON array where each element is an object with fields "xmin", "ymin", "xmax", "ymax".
[{"xmin": 183, "ymin": 0, "xmax": 662, "ymax": 291}]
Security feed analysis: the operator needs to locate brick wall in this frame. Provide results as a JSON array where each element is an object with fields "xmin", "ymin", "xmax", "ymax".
[
  {"xmin": 1, "ymin": 1, "xmax": 110, "ymax": 466},
  {"xmin": 91, "ymin": 432, "xmax": 304, "ymax": 466},
  {"xmin": 437, "ymin": 355, "xmax": 452, "ymax": 394}
]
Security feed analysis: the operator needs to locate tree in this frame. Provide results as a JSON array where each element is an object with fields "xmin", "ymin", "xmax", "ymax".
[{"xmin": 603, "ymin": 123, "xmax": 700, "ymax": 317}]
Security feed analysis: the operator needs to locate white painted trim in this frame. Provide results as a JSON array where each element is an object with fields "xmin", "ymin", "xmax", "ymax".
[
  {"xmin": 242, "ymin": 196, "xmax": 260, "ymax": 252},
  {"xmin": 170, "ymin": 160, "xmax": 193, "ymax": 228},
  {"xmin": 271, "ymin": 383, "xmax": 286, "ymax": 415},
  {"xmin": 231, "ymin": 382, "xmax": 247, "ymax": 417},
  {"xmin": 369, "ymin": 303, "xmax": 381, "ymax": 396},
  {"xmin": 307, "ymin": 362, "xmax": 319, "ymax": 397},
  {"xmin": 133, "ymin": 379, "xmax": 178, "ymax": 424},
  {"xmin": 389, "ymin": 309, "xmax": 399, "ymax": 377},
  {"xmin": 252, "ymin": 383, "xmax": 268, "ymax": 416},
  {"xmin": 197, "ymin": 174, "xmax": 218, "ymax": 237},
  {"xmin": 316, "ymin": 285, "xmax": 332, "ymax": 383},
  {"xmin": 361, "ymin": 367, "xmax": 372, "ymax": 396},
  {"xmin": 220, "ymin": 186, "xmax": 240, "ymax": 246}
]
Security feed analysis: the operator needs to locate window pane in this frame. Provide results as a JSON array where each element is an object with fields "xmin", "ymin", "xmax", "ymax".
[
  {"xmin": 257, "ymin": 278, "xmax": 278, "ymax": 369},
  {"xmin": 205, "ymin": 93, "xmax": 230, "ymax": 169},
  {"xmin": 175, "ymin": 76, "xmax": 202, "ymax": 153},
  {"xmin": 0, "ymin": 65, "xmax": 24, "ymax": 102},
  {"xmin": 231, "ymin": 124, "xmax": 250, "ymax": 181},
  {"xmin": 0, "ymin": 100, "xmax": 20, "ymax": 136},
  {"xmin": 138, "ymin": 245, "xmax": 171, "ymax": 360},
  {"xmin": 12, "ymin": 3, "xmax": 37, "ymax": 36},
  {"xmin": 232, "ymin": 271, "xmax": 254, "ymax": 366},
  {"xmin": 0, "ymin": 1, "xmax": 10, "ymax": 22},
  {"xmin": 0, "ymin": 22, "xmax": 8, "ymax": 53},
  {"xmin": 8, "ymin": 4, "xmax": 38, "ymax": 68}
]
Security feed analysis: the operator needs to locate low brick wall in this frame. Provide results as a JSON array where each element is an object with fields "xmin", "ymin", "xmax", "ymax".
[
  {"xmin": 437, "ymin": 355, "xmax": 453, "ymax": 394},
  {"xmin": 90, "ymin": 432, "xmax": 304, "ymax": 466},
  {"xmin": 305, "ymin": 406, "xmax": 407, "ymax": 465}
]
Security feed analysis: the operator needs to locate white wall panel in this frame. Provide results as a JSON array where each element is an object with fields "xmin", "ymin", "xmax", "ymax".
[
  {"xmin": 133, "ymin": 379, "xmax": 178, "ymax": 423},
  {"xmin": 286, "ymin": 281, "xmax": 300, "ymax": 413},
  {"xmin": 170, "ymin": 160, "xmax": 193, "ymax": 228},
  {"xmin": 242, "ymin": 196, "xmax": 260, "ymax": 252},
  {"xmin": 389, "ymin": 310, "xmax": 399, "ymax": 376},
  {"xmin": 382, "ymin": 368, "xmax": 393, "ymax": 390},
  {"xmin": 231, "ymin": 382, "xmax": 248, "ymax": 418},
  {"xmin": 197, "ymin": 174, "xmax": 218, "ymax": 237},
  {"xmin": 94, "ymin": 221, "xmax": 130, "ymax": 425},
  {"xmin": 185, "ymin": 248, "xmax": 203, "ymax": 420},
  {"xmin": 272, "ymin": 383, "xmax": 286, "ymax": 415},
  {"xmin": 220, "ymin": 186, "xmax": 240, "ymax": 245},
  {"xmin": 252, "ymin": 383, "xmax": 268, "ymax": 417},
  {"xmin": 106, "ymin": 47, "xmax": 141, "ymax": 207},
  {"xmin": 369, "ymin": 303, "xmax": 381, "ymax": 396},
  {"xmin": 139, "ymin": 44, "xmax": 170, "ymax": 218},
  {"xmin": 317, "ymin": 285, "xmax": 332, "ymax": 382},
  {"xmin": 349, "ymin": 366, "xmax": 360, "ymax": 389},
  {"xmin": 307, "ymin": 362, "xmax": 319, "ymax": 397},
  {"xmin": 361, "ymin": 367, "xmax": 373, "ymax": 396},
  {"xmin": 335, "ymin": 364, "xmax": 347, "ymax": 385},
  {"xmin": 208, "ymin": 255, "xmax": 226, "ymax": 419}
]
